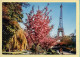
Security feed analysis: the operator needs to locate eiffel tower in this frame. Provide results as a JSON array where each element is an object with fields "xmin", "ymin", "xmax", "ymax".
[{"xmin": 57, "ymin": 4, "xmax": 64, "ymax": 37}]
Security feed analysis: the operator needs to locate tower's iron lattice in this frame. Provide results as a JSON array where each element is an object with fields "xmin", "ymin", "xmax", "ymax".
[{"xmin": 57, "ymin": 4, "xmax": 64, "ymax": 37}]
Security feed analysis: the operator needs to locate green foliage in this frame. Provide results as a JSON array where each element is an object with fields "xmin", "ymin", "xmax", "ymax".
[
  {"xmin": 2, "ymin": 2, "xmax": 23, "ymax": 51},
  {"xmin": 2, "ymin": 2, "xmax": 23, "ymax": 21},
  {"xmin": 60, "ymin": 36, "xmax": 74, "ymax": 47}
]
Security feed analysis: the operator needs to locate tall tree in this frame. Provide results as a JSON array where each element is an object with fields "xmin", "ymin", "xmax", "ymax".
[
  {"xmin": 2, "ymin": 2, "xmax": 30, "ymax": 51},
  {"xmin": 25, "ymin": 4, "xmax": 59, "ymax": 52}
]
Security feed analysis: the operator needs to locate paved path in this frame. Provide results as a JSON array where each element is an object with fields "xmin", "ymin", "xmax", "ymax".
[
  {"xmin": 62, "ymin": 51, "xmax": 74, "ymax": 55},
  {"xmin": 57, "ymin": 50, "xmax": 74, "ymax": 55}
]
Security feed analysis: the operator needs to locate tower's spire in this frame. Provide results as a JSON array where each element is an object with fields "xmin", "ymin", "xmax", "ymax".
[
  {"xmin": 60, "ymin": 3, "xmax": 62, "ymax": 8},
  {"xmin": 59, "ymin": 3, "xmax": 63, "ymax": 28}
]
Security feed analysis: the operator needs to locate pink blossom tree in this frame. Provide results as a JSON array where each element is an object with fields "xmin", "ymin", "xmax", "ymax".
[{"xmin": 25, "ymin": 4, "xmax": 59, "ymax": 52}]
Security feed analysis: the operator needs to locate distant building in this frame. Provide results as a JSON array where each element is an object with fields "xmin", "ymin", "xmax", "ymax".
[
  {"xmin": 69, "ymin": 33, "xmax": 76, "ymax": 47},
  {"xmin": 70, "ymin": 33, "xmax": 76, "ymax": 43},
  {"xmin": 71, "ymin": 36, "xmax": 76, "ymax": 43}
]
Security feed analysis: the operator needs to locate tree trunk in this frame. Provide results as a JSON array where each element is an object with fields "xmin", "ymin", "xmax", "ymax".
[{"xmin": 9, "ymin": 43, "xmax": 11, "ymax": 52}]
